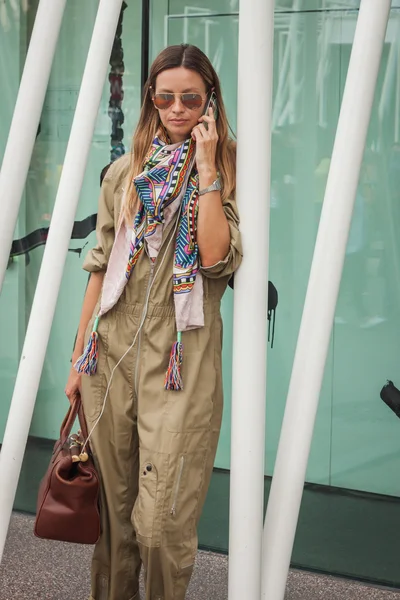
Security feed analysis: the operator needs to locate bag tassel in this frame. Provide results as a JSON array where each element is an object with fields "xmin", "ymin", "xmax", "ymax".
[
  {"xmin": 74, "ymin": 316, "xmax": 100, "ymax": 376},
  {"xmin": 164, "ymin": 332, "xmax": 183, "ymax": 391}
]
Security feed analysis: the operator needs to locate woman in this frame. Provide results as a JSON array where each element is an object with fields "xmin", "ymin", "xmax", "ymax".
[{"xmin": 65, "ymin": 43, "xmax": 242, "ymax": 600}]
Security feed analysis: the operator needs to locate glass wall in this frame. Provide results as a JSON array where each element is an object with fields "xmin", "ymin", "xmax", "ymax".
[
  {"xmin": 0, "ymin": 0, "xmax": 25, "ymax": 444},
  {"xmin": 153, "ymin": 0, "xmax": 400, "ymax": 497},
  {"xmin": 0, "ymin": 0, "xmax": 142, "ymax": 440},
  {"xmin": 1, "ymin": 0, "xmax": 400, "ymax": 585}
]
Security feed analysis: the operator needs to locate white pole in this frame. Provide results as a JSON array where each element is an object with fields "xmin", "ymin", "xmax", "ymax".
[
  {"xmin": 228, "ymin": 1, "xmax": 274, "ymax": 599},
  {"xmin": 261, "ymin": 1, "xmax": 391, "ymax": 598},
  {"xmin": 0, "ymin": 0, "xmax": 124, "ymax": 563},
  {"xmin": 0, "ymin": 0, "xmax": 67, "ymax": 295}
]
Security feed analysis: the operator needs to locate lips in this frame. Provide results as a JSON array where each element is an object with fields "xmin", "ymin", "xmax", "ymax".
[{"xmin": 169, "ymin": 120, "xmax": 188, "ymax": 125}]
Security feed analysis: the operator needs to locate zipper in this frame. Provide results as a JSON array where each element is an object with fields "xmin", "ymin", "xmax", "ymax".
[
  {"xmin": 170, "ymin": 456, "xmax": 185, "ymax": 517},
  {"xmin": 133, "ymin": 207, "xmax": 182, "ymax": 398},
  {"xmin": 134, "ymin": 259, "xmax": 155, "ymax": 399}
]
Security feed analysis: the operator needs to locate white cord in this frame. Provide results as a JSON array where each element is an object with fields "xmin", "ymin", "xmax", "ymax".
[{"xmin": 82, "ymin": 211, "xmax": 181, "ymax": 452}]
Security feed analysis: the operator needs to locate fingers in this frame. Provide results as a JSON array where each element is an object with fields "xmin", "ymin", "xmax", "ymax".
[
  {"xmin": 199, "ymin": 106, "xmax": 215, "ymax": 121},
  {"xmin": 191, "ymin": 123, "xmax": 207, "ymax": 141},
  {"xmin": 66, "ymin": 391, "xmax": 79, "ymax": 407},
  {"xmin": 65, "ymin": 387, "xmax": 76, "ymax": 401},
  {"xmin": 197, "ymin": 115, "xmax": 218, "ymax": 140},
  {"xmin": 198, "ymin": 107, "xmax": 216, "ymax": 127},
  {"xmin": 192, "ymin": 117, "xmax": 218, "ymax": 143}
]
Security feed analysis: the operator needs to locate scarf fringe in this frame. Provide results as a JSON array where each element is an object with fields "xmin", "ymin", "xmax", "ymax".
[
  {"xmin": 164, "ymin": 334, "xmax": 183, "ymax": 391},
  {"xmin": 74, "ymin": 316, "xmax": 100, "ymax": 376}
]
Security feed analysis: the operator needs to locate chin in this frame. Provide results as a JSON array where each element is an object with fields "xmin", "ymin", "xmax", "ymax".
[{"xmin": 165, "ymin": 125, "xmax": 192, "ymax": 142}]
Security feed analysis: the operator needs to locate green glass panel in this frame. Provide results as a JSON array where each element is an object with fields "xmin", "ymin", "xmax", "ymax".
[
  {"xmin": 331, "ymin": 10, "xmax": 400, "ymax": 496},
  {"xmin": 162, "ymin": 2, "xmax": 400, "ymax": 491},
  {"xmin": 165, "ymin": 8, "xmax": 340, "ymax": 481},
  {"xmin": 0, "ymin": 0, "xmax": 143, "ymax": 441},
  {"xmin": 265, "ymin": 9, "xmax": 339, "ymax": 483},
  {"xmin": 0, "ymin": 4, "xmax": 27, "ymax": 441}
]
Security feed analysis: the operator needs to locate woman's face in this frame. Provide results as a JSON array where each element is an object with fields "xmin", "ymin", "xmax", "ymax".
[{"xmin": 154, "ymin": 67, "xmax": 208, "ymax": 144}]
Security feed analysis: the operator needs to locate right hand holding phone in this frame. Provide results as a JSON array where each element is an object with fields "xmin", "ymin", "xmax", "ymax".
[{"xmin": 191, "ymin": 107, "xmax": 218, "ymax": 176}]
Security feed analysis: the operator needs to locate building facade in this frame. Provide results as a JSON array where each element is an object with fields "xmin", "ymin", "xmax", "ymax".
[{"xmin": 1, "ymin": 0, "xmax": 400, "ymax": 587}]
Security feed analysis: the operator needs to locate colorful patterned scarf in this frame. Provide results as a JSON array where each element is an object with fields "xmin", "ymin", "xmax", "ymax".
[
  {"xmin": 128, "ymin": 136, "xmax": 200, "ymax": 296},
  {"xmin": 75, "ymin": 136, "xmax": 204, "ymax": 391}
]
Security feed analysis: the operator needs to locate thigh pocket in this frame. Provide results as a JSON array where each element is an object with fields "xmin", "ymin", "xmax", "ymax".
[
  {"xmin": 80, "ymin": 317, "xmax": 110, "ymax": 419},
  {"xmin": 132, "ymin": 461, "xmax": 158, "ymax": 540},
  {"xmin": 163, "ymin": 451, "xmax": 207, "ymax": 546}
]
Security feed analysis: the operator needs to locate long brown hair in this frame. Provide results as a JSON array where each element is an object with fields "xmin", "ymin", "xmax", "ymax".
[{"xmin": 122, "ymin": 44, "xmax": 236, "ymax": 222}]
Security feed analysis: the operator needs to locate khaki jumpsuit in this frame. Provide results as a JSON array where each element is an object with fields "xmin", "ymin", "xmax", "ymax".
[{"xmin": 80, "ymin": 154, "xmax": 242, "ymax": 600}]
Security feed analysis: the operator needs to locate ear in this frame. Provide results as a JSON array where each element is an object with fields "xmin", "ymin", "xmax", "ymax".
[{"xmin": 149, "ymin": 90, "xmax": 158, "ymax": 112}]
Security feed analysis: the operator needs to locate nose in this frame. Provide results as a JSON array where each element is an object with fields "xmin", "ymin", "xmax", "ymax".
[{"xmin": 171, "ymin": 96, "xmax": 185, "ymax": 113}]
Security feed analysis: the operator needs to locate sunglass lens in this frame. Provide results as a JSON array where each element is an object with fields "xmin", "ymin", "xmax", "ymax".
[
  {"xmin": 182, "ymin": 94, "xmax": 203, "ymax": 109},
  {"xmin": 153, "ymin": 94, "xmax": 174, "ymax": 109}
]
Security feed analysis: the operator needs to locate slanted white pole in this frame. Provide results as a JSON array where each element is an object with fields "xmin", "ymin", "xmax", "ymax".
[
  {"xmin": 0, "ymin": 0, "xmax": 67, "ymax": 294},
  {"xmin": 0, "ymin": 0, "xmax": 124, "ymax": 563},
  {"xmin": 262, "ymin": 1, "xmax": 391, "ymax": 598},
  {"xmin": 228, "ymin": 1, "xmax": 275, "ymax": 599}
]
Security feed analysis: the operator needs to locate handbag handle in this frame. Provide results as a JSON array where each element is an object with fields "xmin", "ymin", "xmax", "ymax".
[
  {"xmin": 77, "ymin": 401, "xmax": 90, "ymax": 441},
  {"xmin": 58, "ymin": 395, "xmax": 90, "ymax": 449}
]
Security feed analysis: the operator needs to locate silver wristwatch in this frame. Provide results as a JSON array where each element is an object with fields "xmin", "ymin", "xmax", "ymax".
[{"xmin": 198, "ymin": 177, "xmax": 222, "ymax": 196}]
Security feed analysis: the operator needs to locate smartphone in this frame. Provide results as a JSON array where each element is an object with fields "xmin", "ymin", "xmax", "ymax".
[{"xmin": 203, "ymin": 91, "xmax": 219, "ymax": 129}]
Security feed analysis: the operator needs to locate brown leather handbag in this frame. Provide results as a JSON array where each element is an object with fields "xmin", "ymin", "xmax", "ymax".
[{"xmin": 34, "ymin": 395, "xmax": 100, "ymax": 544}]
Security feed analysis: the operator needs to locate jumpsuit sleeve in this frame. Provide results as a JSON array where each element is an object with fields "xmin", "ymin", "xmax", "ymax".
[
  {"xmin": 200, "ymin": 194, "xmax": 243, "ymax": 279},
  {"xmin": 82, "ymin": 172, "xmax": 116, "ymax": 273}
]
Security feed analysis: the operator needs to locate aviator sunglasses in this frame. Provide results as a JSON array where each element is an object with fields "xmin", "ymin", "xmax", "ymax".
[{"xmin": 151, "ymin": 88, "xmax": 209, "ymax": 111}]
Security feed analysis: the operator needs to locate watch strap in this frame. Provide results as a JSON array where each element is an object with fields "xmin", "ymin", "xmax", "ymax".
[{"xmin": 198, "ymin": 177, "xmax": 222, "ymax": 196}]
